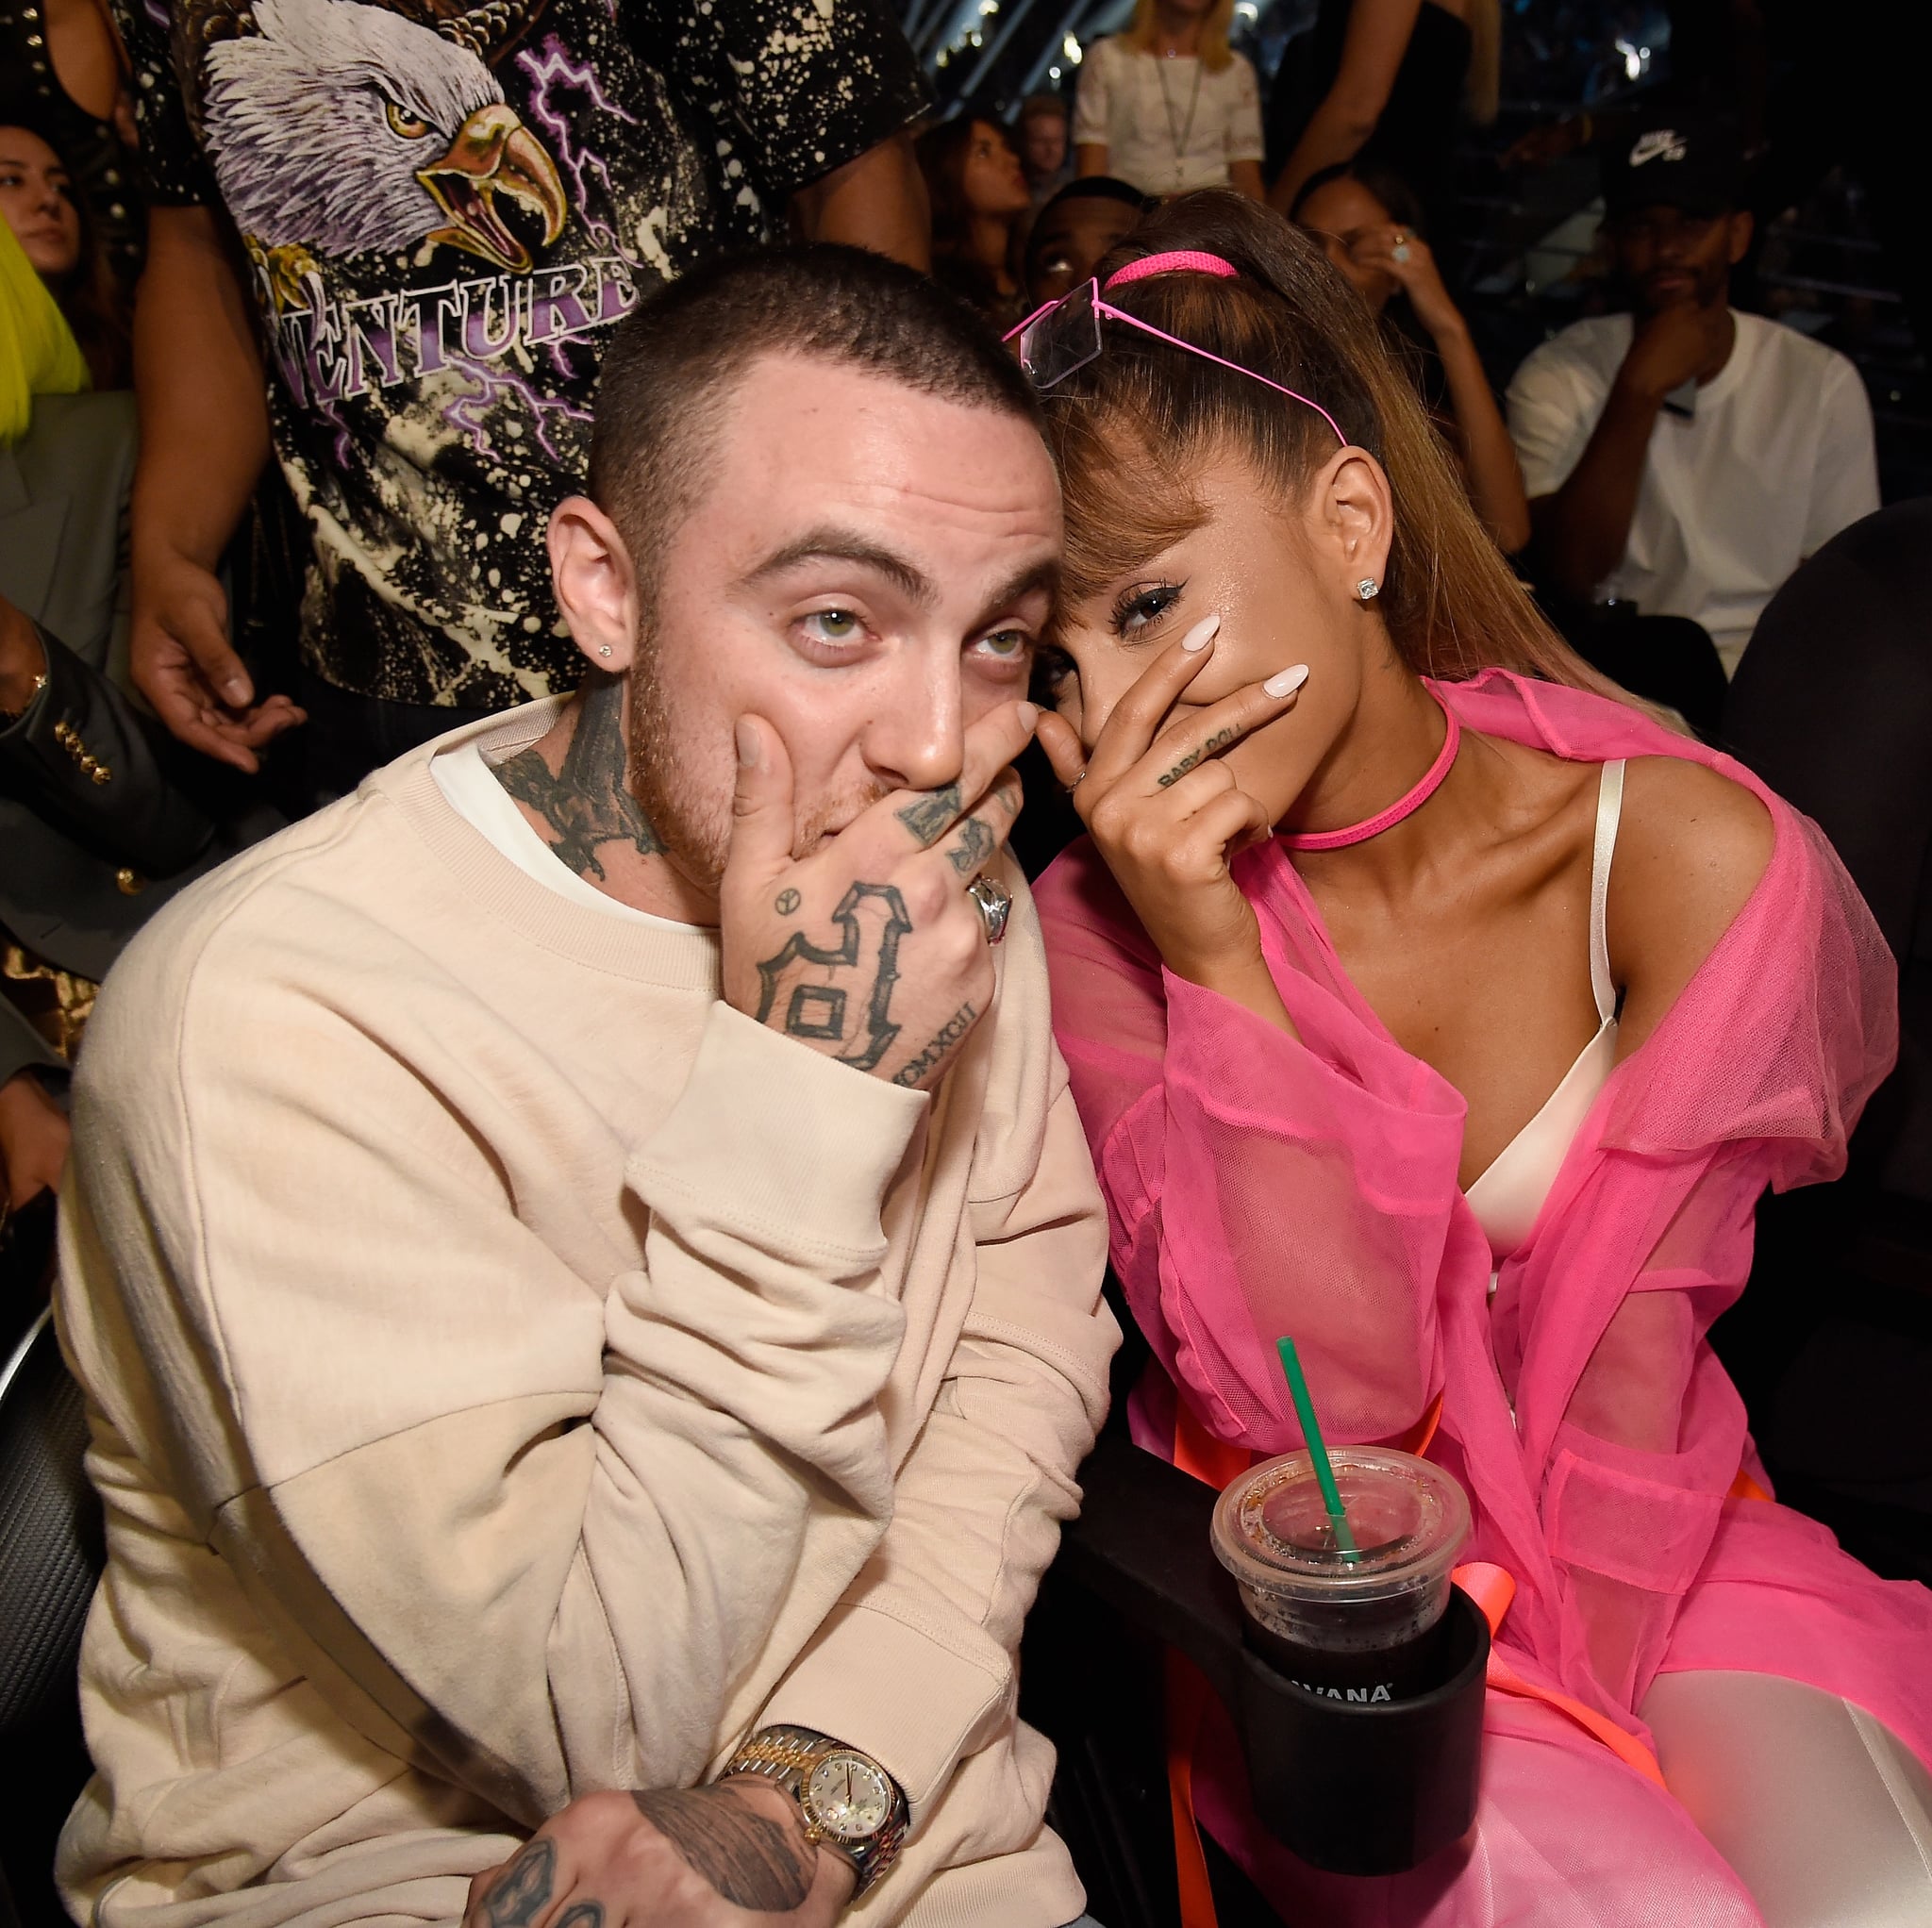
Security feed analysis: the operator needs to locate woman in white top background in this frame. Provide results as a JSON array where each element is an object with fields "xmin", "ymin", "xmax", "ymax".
[{"xmin": 1073, "ymin": 0, "xmax": 1265, "ymax": 201}]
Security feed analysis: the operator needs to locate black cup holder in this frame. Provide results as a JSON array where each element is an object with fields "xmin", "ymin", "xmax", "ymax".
[{"xmin": 1053, "ymin": 1434, "xmax": 1489, "ymax": 1876}]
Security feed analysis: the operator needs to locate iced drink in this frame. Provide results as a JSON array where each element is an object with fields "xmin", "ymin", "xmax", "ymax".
[{"xmin": 1211, "ymin": 1447, "xmax": 1471, "ymax": 1704}]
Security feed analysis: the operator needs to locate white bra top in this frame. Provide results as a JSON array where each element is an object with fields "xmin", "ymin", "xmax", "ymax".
[{"xmin": 1463, "ymin": 760, "xmax": 1625, "ymax": 1262}]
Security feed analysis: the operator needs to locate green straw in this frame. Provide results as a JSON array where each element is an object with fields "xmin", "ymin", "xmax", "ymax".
[{"xmin": 1277, "ymin": 1336, "xmax": 1359, "ymax": 1563}]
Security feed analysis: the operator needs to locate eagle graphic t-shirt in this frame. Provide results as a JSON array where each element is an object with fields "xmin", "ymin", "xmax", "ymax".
[{"xmin": 118, "ymin": 0, "xmax": 927, "ymax": 706}]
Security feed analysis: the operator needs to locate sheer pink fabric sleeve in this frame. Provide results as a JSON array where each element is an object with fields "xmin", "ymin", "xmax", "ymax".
[
  {"xmin": 1036, "ymin": 847, "xmax": 1472, "ymax": 1452},
  {"xmin": 1501, "ymin": 799, "xmax": 1896, "ymax": 1712}
]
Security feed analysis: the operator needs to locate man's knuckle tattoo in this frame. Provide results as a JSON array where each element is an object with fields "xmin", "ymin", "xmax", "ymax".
[
  {"xmin": 774, "ymin": 888, "xmax": 801, "ymax": 915},
  {"xmin": 945, "ymin": 816, "xmax": 996, "ymax": 877},
  {"xmin": 895, "ymin": 782, "xmax": 962, "ymax": 846},
  {"xmin": 481, "ymin": 1838, "xmax": 556, "ymax": 1928}
]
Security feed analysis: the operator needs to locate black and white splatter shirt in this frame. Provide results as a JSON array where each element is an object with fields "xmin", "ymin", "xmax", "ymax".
[{"xmin": 118, "ymin": 0, "xmax": 928, "ymax": 706}]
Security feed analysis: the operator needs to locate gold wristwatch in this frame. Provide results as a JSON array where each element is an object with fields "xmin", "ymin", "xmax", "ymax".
[{"xmin": 723, "ymin": 1725, "xmax": 908, "ymax": 1896}]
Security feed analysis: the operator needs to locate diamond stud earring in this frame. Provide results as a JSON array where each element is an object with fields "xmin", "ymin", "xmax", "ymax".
[
  {"xmin": 597, "ymin": 644, "xmax": 613, "ymax": 657},
  {"xmin": 1357, "ymin": 577, "xmax": 1380, "ymax": 603}
]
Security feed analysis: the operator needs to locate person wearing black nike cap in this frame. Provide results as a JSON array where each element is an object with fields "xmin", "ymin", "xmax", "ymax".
[{"xmin": 1508, "ymin": 112, "xmax": 1876, "ymax": 690}]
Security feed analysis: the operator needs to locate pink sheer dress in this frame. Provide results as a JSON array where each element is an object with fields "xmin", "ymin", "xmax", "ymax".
[{"xmin": 1034, "ymin": 672, "xmax": 1932, "ymax": 1925}]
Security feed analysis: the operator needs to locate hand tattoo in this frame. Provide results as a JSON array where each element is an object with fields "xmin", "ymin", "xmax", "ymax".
[
  {"xmin": 494, "ymin": 677, "xmax": 665, "ymax": 879},
  {"xmin": 774, "ymin": 888, "xmax": 801, "ymax": 915},
  {"xmin": 553, "ymin": 1906, "xmax": 603, "ymax": 1928},
  {"xmin": 946, "ymin": 817, "xmax": 996, "ymax": 878},
  {"xmin": 895, "ymin": 782, "xmax": 962, "ymax": 847},
  {"xmin": 891, "ymin": 1001, "xmax": 977, "ymax": 1088},
  {"xmin": 482, "ymin": 1839, "xmax": 556, "ymax": 1928},
  {"xmin": 1157, "ymin": 726, "xmax": 1237, "ymax": 789},
  {"xmin": 632, "ymin": 1789, "xmax": 815, "ymax": 1912},
  {"xmin": 755, "ymin": 882, "xmax": 911, "ymax": 1071}
]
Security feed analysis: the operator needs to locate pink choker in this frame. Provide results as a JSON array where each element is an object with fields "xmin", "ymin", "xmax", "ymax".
[{"xmin": 1278, "ymin": 691, "xmax": 1460, "ymax": 851}]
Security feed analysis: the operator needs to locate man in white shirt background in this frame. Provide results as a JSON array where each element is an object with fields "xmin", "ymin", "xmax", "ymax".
[{"xmin": 1508, "ymin": 112, "xmax": 1879, "ymax": 718}]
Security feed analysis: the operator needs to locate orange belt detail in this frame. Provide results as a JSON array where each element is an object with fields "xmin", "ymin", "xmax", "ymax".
[{"xmin": 1450, "ymin": 1561, "xmax": 1665, "ymax": 1788}]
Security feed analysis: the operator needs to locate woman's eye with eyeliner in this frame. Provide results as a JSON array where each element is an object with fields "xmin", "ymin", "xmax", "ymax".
[{"xmin": 1112, "ymin": 583, "xmax": 1183, "ymax": 638}]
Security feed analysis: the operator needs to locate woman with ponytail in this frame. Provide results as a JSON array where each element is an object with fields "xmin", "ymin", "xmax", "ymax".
[{"xmin": 1024, "ymin": 191, "xmax": 1930, "ymax": 1925}]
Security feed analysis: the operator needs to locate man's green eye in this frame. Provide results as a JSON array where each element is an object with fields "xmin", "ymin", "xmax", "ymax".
[{"xmin": 806, "ymin": 609, "xmax": 860, "ymax": 641}]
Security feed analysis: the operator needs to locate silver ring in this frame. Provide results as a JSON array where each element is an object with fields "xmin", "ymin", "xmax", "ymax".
[
  {"xmin": 1067, "ymin": 768, "xmax": 1087, "ymax": 791},
  {"xmin": 967, "ymin": 875, "xmax": 1012, "ymax": 946}
]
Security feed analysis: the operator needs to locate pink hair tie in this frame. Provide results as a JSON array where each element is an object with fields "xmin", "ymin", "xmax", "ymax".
[{"xmin": 1104, "ymin": 250, "xmax": 1240, "ymax": 290}]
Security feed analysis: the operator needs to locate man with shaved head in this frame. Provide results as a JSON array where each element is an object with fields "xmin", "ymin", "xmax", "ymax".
[{"xmin": 57, "ymin": 246, "xmax": 1116, "ymax": 1928}]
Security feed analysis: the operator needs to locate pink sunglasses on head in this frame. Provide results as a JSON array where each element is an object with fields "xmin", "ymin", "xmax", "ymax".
[{"xmin": 1003, "ymin": 250, "xmax": 1346, "ymax": 445}]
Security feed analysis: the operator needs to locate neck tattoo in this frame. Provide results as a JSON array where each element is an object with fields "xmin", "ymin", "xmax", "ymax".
[{"xmin": 493, "ymin": 676, "xmax": 666, "ymax": 881}]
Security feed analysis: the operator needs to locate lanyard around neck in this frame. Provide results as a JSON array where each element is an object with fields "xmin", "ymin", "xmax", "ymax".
[{"xmin": 1155, "ymin": 54, "xmax": 1205, "ymax": 189}]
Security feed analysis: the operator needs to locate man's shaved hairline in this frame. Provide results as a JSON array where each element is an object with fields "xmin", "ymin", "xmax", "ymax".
[
  {"xmin": 599, "ymin": 344, "xmax": 1046, "ymax": 613},
  {"xmin": 586, "ymin": 247, "xmax": 1046, "ymax": 627}
]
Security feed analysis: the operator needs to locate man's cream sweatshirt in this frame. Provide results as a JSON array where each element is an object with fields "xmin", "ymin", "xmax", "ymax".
[{"xmin": 54, "ymin": 706, "xmax": 1117, "ymax": 1928}]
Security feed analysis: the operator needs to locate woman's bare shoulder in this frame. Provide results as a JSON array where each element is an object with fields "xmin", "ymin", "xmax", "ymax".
[{"xmin": 1608, "ymin": 756, "xmax": 1775, "ymax": 1050}]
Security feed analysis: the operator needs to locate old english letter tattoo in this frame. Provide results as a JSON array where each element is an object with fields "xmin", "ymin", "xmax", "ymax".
[
  {"xmin": 891, "ymin": 1001, "xmax": 978, "ymax": 1087},
  {"xmin": 494, "ymin": 678, "xmax": 666, "ymax": 878},
  {"xmin": 482, "ymin": 1839, "xmax": 556, "ymax": 1928},
  {"xmin": 895, "ymin": 781, "xmax": 962, "ymax": 847},
  {"xmin": 1158, "ymin": 726, "xmax": 1237, "ymax": 789},
  {"xmin": 755, "ymin": 882, "xmax": 912, "ymax": 1071},
  {"xmin": 947, "ymin": 817, "xmax": 996, "ymax": 877},
  {"xmin": 631, "ymin": 1789, "xmax": 814, "ymax": 1912}
]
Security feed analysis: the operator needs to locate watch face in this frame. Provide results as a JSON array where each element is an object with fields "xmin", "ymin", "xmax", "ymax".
[{"xmin": 805, "ymin": 1753, "xmax": 893, "ymax": 1841}]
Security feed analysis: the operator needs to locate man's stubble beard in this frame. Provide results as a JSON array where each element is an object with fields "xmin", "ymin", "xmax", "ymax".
[
  {"xmin": 626, "ymin": 629, "xmax": 733, "ymax": 890},
  {"xmin": 1633, "ymin": 251, "xmax": 1731, "ymax": 323},
  {"xmin": 624, "ymin": 628, "xmax": 892, "ymax": 889}
]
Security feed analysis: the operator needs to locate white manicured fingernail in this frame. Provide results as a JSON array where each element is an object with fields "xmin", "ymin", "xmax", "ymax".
[
  {"xmin": 1180, "ymin": 614, "xmax": 1221, "ymax": 653},
  {"xmin": 1264, "ymin": 663, "xmax": 1310, "ymax": 698}
]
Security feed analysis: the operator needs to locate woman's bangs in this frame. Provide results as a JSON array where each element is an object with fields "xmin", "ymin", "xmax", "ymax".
[{"xmin": 1050, "ymin": 400, "xmax": 1208, "ymax": 612}]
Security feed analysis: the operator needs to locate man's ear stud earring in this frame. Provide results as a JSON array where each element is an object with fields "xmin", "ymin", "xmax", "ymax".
[
  {"xmin": 1357, "ymin": 577, "xmax": 1380, "ymax": 603},
  {"xmin": 597, "ymin": 644, "xmax": 613, "ymax": 657}
]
